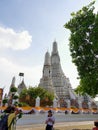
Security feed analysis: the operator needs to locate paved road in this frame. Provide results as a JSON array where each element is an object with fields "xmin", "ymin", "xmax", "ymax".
[{"xmin": 16, "ymin": 113, "xmax": 98, "ymax": 126}]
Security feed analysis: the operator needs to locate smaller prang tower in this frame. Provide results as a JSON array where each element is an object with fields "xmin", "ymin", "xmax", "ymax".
[
  {"xmin": 39, "ymin": 41, "xmax": 77, "ymax": 100},
  {"xmin": 39, "ymin": 51, "xmax": 54, "ymax": 93},
  {"xmin": 18, "ymin": 79, "xmax": 26, "ymax": 94},
  {"xmin": 8, "ymin": 76, "xmax": 16, "ymax": 97}
]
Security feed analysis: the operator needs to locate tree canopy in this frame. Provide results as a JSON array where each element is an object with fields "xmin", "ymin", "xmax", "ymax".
[
  {"xmin": 19, "ymin": 86, "xmax": 54, "ymax": 106},
  {"xmin": 64, "ymin": 1, "xmax": 98, "ymax": 97}
]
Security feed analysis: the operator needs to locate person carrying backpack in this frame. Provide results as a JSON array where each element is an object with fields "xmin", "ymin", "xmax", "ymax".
[
  {"xmin": 0, "ymin": 105, "xmax": 22, "ymax": 130},
  {"xmin": 0, "ymin": 113, "xmax": 9, "ymax": 130}
]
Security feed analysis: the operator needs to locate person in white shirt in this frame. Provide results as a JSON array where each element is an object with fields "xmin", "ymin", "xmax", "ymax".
[{"xmin": 45, "ymin": 110, "xmax": 55, "ymax": 130}]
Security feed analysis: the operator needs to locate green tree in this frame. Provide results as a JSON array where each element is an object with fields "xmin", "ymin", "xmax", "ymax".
[
  {"xmin": 13, "ymin": 95, "xmax": 19, "ymax": 100},
  {"xmin": 19, "ymin": 88, "xmax": 28, "ymax": 98},
  {"xmin": 19, "ymin": 86, "xmax": 54, "ymax": 106},
  {"xmin": 2, "ymin": 98, "xmax": 8, "ymax": 106},
  {"xmin": 64, "ymin": 1, "xmax": 98, "ymax": 97},
  {"xmin": 10, "ymin": 86, "xmax": 17, "ymax": 93},
  {"xmin": 19, "ymin": 88, "xmax": 29, "ymax": 105}
]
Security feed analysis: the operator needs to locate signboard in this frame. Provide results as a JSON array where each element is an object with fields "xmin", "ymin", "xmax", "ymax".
[{"xmin": 19, "ymin": 72, "xmax": 24, "ymax": 76}]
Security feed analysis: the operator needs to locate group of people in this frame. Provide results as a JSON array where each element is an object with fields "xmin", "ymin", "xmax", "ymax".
[
  {"xmin": 0, "ymin": 105, "xmax": 55, "ymax": 130},
  {"xmin": 1, "ymin": 105, "xmax": 98, "ymax": 130},
  {"xmin": 0, "ymin": 106, "xmax": 55, "ymax": 130},
  {"xmin": 0, "ymin": 105, "xmax": 22, "ymax": 130}
]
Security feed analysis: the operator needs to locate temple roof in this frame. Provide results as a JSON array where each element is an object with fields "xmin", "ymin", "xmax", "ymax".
[
  {"xmin": 52, "ymin": 41, "xmax": 58, "ymax": 55},
  {"xmin": 44, "ymin": 51, "xmax": 51, "ymax": 65}
]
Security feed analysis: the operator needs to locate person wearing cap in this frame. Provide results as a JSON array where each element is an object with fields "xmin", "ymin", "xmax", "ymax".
[{"xmin": 45, "ymin": 110, "xmax": 55, "ymax": 130}]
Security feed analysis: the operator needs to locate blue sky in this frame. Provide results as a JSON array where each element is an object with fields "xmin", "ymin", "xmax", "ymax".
[{"xmin": 0, "ymin": 0, "xmax": 98, "ymax": 95}]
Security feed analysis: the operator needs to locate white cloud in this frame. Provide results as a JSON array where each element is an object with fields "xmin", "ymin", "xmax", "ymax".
[{"xmin": 0, "ymin": 26, "xmax": 32, "ymax": 50}]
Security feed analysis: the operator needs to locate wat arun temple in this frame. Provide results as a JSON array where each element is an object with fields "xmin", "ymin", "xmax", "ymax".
[
  {"xmin": 39, "ymin": 41, "xmax": 76, "ymax": 100},
  {"xmin": 0, "ymin": 41, "xmax": 98, "ymax": 113},
  {"xmin": 38, "ymin": 41, "xmax": 97, "ymax": 109}
]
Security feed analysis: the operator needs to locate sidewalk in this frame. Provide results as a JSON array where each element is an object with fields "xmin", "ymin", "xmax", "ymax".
[{"xmin": 16, "ymin": 121, "xmax": 94, "ymax": 130}]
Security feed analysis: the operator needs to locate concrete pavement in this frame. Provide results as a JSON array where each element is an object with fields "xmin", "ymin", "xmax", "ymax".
[{"xmin": 16, "ymin": 121, "xmax": 94, "ymax": 130}]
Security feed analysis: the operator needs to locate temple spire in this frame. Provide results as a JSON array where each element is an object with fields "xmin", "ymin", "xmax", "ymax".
[
  {"xmin": 8, "ymin": 76, "xmax": 16, "ymax": 96},
  {"xmin": 44, "ymin": 51, "xmax": 51, "ymax": 65},
  {"xmin": 11, "ymin": 76, "xmax": 15, "ymax": 86},
  {"xmin": 52, "ymin": 41, "xmax": 58, "ymax": 54}
]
